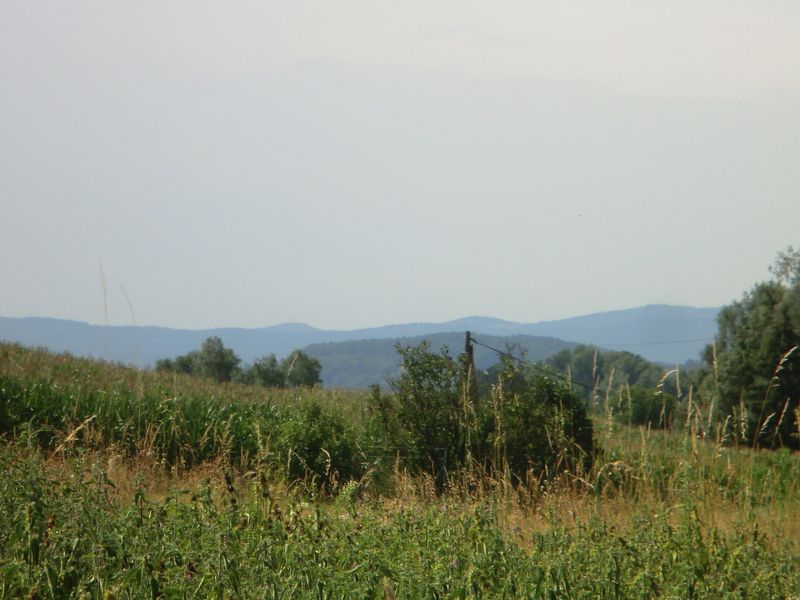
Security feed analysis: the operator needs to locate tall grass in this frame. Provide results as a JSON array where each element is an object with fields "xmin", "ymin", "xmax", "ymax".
[
  {"xmin": 0, "ymin": 442, "xmax": 797, "ymax": 598},
  {"xmin": 1, "ymin": 342, "xmax": 799, "ymax": 597},
  {"xmin": 0, "ymin": 343, "xmax": 371, "ymax": 483}
]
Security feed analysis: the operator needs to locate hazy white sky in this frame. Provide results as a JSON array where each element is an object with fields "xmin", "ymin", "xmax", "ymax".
[{"xmin": 2, "ymin": 1, "xmax": 799, "ymax": 329}]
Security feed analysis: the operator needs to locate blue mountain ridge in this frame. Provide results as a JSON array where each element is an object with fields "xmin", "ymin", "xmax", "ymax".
[{"xmin": 0, "ymin": 305, "xmax": 719, "ymax": 385}]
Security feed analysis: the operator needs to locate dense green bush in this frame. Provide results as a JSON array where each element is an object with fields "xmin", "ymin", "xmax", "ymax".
[
  {"xmin": 484, "ymin": 357, "xmax": 594, "ymax": 480},
  {"xmin": 371, "ymin": 344, "xmax": 594, "ymax": 487},
  {"xmin": 388, "ymin": 343, "xmax": 465, "ymax": 482},
  {"xmin": 274, "ymin": 399, "xmax": 362, "ymax": 489},
  {"xmin": 237, "ymin": 353, "xmax": 285, "ymax": 387}
]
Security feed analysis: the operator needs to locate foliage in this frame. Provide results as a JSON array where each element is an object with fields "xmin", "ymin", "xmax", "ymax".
[
  {"xmin": 236, "ymin": 353, "xmax": 285, "ymax": 387},
  {"xmin": 156, "ymin": 339, "xmax": 321, "ymax": 388},
  {"xmin": 0, "ymin": 343, "xmax": 356, "ymax": 483},
  {"xmin": 304, "ymin": 333, "xmax": 574, "ymax": 389},
  {"xmin": 154, "ymin": 352, "xmax": 197, "ymax": 375},
  {"xmin": 3, "ymin": 341, "xmax": 800, "ymax": 597},
  {"xmin": 238, "ymin": 350, "xmax": 321, "ymax": 388},
  {"xmin": 282, "ymin": 350, "xmax": 322, "ymax": 388},
  {"xmin": 379, "ymin": 343, "xmax": 594, "ymax": 487},
  {"xmin": 701, "ymin": 247, "xmax": 800, "ymax": 448},
  {"xmin": 613, "ymin": 385, "xmax": 678, "ymax": 428},
  {"xmin": 195, "ymin": 336, "xmax": 241, "ymax": 382},
  {"xmin": 546, "ymin": 345, "xmax": 672, "ymax": 401},
  {"xmin": 275, "ymin": 399, "xmax": 362, "ymax": 488},
  {"xmin": 388, "ymin": 343, "xmax": 464, "ymax": 483},
  {"xmin": 769, "ymin": 244, "xmax": 800, "ymax": 287},
  {"xmin": 486, "ymin": 356, "xmax": 594, "ymax": 479},
  {"xmin": 155, "ymin": 336, "xmax": 240, "ymax": 383},
  {"xmin": 0, "ymin": 446, "xmax": 798, "ymax": 598}
]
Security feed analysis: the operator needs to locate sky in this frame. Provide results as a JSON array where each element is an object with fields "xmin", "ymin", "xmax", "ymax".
[{"xmin": 1, "ymin": 1, "xmax": 799, "ymax": 330}]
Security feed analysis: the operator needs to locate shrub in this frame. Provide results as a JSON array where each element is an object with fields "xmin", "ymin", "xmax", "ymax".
[
  {"xmin": 377, "ymin": 343, "xmax": 594, "ymax": 487},
  {"xmin": 389, "ymin": 343, "xmax": 464, "ymax": 484},
  {"xmin": 275, "ymin": 399, "xmax": 362, "ymax": 490},
  {"xmin": 483, "ymin": 357, "xmax": 594, "ymax": 480}
]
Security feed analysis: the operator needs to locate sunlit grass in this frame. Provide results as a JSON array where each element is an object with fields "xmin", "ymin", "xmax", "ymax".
[{"xmin": 1, "ymin": 342, "xmax": 799, "ymax": 597}]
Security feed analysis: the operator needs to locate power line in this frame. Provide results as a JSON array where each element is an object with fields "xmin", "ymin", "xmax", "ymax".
[
  {"xmin": 589, "ymin": 337, "xmax": 713, "ymax": 348},
  {"xmin": 469, "ymin": 336, "xmax": 598, "ymax": 392}
]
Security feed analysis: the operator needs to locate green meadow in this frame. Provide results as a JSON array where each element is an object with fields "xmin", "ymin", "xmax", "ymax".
[{"xmin": 1, "ymin": 342, "xmax": 799, "ymax": 598}]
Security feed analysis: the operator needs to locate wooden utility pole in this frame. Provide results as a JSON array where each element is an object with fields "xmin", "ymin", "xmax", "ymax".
[
  {"xmin": 461, "ymin": 331, "xmax": 478, "ymax": 467},
  {"xmin": 462, "ymin": 331, "xmax": 478, "ymax": 406}
]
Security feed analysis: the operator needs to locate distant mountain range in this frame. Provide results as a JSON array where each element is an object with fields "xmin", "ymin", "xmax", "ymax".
[{"xmin": 0, "ymin": 304, "xmax": 719, "ymax": 387}]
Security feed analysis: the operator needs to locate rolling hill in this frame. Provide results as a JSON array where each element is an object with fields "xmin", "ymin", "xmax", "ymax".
[{"xmin": 0, "ymin": 305, "xmax": 719, "ymax": 387}]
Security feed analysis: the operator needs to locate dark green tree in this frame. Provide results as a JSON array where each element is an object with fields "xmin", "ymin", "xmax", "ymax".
[
  {"xmin": 615, "ymin": 385, "xmax": 677, "ymax": 429},
  {"xmin": 195, "ymin": 337, "xmax": 241, "ymax": 383},
  {"xmin": 705, "ymin": 247, "xmax": 800, "ymax": 448},
  {"xmin": 390, "ymin": 342, "xmax": 463, "ymax": 483},
  {"xmin": 154, "ymin": 358, "xmax": 174, "ymax": 372},
  {"xmin": 155, "ymin": 352, "xmax": 199, "ymax": 375},
  {"xmin": 245, "ymin": 353, "xmax": 286, "ymax": 387},
  {"xmin": 547, "ymin": 345, "xmax": 673, "ymax": 411},
  {"xmin": 155, "ymin": 337, "xmax": 240, "ymax": 383},
  {"xmin": 173, "ymin": 353, "xmax": 199, "ymax": 375},
  {"xmin": 281, "ymin": 350, "xmax": 322, "ymax": 387}
]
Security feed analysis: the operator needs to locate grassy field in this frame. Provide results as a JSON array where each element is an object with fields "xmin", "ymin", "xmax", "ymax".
[{"xmin": 1, "ymin": 343, "xmax": 799, "ymax": 598}]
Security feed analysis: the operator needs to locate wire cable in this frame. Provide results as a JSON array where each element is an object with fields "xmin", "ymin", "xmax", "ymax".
[
  {"xmin": 586, "ymin": 337, "xmax": 713, "ymax": 347},
  {"xmin": 469, "ymin": 336, "xmax": 598, "ymax": 392}
]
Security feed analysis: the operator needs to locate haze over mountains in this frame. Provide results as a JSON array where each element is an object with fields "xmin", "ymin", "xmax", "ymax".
[{"xmin": 0, "ymin": 305, "xmax": 718, "ymax": 388}]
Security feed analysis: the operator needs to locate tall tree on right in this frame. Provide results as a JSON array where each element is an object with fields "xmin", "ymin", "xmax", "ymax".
[{"xmin": 705, "ymin": 246, "xmax": 800, "ymax": 448}]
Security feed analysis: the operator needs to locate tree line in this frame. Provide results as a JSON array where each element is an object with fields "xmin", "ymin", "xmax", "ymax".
[
  {"xmin": 155, "ymin": 337, "xmax": 322, "ymax": 388},
  {"xmin": 696, "ymin": 246, "xmax": 800, "ymax": 449},
  {"xmin": 538, "ymin": 246, "xmax": 800, "ymax": 449}
]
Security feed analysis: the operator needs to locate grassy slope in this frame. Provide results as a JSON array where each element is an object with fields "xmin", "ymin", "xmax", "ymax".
[{"xmin": 1, "ymin": 343, "xmax": 799, "ymax": 598}]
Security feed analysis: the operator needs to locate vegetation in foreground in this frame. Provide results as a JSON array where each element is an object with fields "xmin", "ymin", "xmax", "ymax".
[
  {"xmin": 2, "ymin": 440, "xmax": 798, "ymax": 599},
  {"xmin": 1, "ymin": 341, "xmax": 800, "ymax": 598}
]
